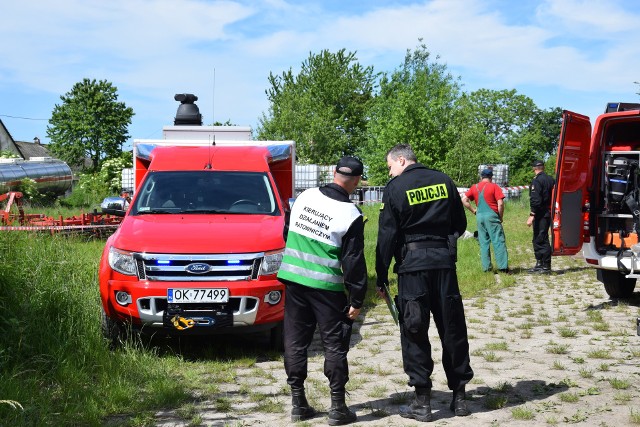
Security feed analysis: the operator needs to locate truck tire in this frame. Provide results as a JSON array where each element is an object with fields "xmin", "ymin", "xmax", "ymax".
[
  {"xmin": 269, "ymin": 321, "xmax": 284, "ymax": 352},
  {"xmin": 101, "ymin": 308, "xmax": 125, "ymax": 349},
  {"xmin": 598, "ymin": 269, "xmax": 637, "ymax": 299}
]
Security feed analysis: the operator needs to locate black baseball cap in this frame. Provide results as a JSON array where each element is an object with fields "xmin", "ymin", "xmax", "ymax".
[
  {"xmin": 336, "ymin": 156, "xmax": 363, "ymax": 176},
  {"xmin": 531, "ymin": 160, "xmax": 544, "ymax": 167},
  {"xmin": 481, "ymin": 168, "xmax": 493, "ymax": 177}
]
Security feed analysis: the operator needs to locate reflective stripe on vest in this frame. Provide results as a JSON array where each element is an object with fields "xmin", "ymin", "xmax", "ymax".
[{"xmin": 278, "ymin": 187, "xmax": 361, "ymax": 291}]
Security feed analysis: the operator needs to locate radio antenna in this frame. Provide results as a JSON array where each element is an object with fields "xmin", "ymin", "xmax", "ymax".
[
  {"xmin": 205, "ymin": 135, "xmax": 215, "ymax": 169},
  {"xmin": 205, "ymin": 69, "xmax": 216, "ymax": 170},
  {"xmin": 212, "ymin": 68, "xmax": 216, "ymax": 126}
]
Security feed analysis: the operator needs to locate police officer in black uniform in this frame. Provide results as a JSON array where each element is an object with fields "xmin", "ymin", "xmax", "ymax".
[
  {"xmin": 375, "ymin": 144, "xmax": 474, "ymax": 422},
  {"xmin": 526, "ymin": 160, "xmax": 555, "ymax": 273}
]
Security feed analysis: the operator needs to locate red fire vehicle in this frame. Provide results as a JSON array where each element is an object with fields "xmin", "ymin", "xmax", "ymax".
[
  {"xmin": 553, "ymin": 102, "xmax": 640, "ymax": 298},
  {"xmin": 99, "ymin": 94, "xmax": 294, "ymax": 348}
]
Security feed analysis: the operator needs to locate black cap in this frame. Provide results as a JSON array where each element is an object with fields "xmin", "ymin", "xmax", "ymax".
[
  {"xmin": 336, "ymin": 156, "xmax": 363, "ymax": 176},
  {"xmin": 532, "ymin": 160, "xmax": 544, "ymax": 167},
  {"xmin": 481, "ymin": 168, "xmax": 493, "ymax": 177}
]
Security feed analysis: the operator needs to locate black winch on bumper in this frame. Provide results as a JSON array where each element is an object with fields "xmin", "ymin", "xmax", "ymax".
[{"xmin": 163, "ymin": 303, "xmax": 234, "ymax": 330}]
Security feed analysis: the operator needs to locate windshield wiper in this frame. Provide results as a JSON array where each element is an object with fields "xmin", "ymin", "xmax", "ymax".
[
  {"xmin": 182, "ymin": 208, "xmax": 226, "ymax": 214},
  {"xmin": 134, "ymin": 209, "xmax": 178, "ymax": 215}
]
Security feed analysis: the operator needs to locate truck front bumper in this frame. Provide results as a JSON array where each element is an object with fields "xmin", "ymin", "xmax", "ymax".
[{"xmin": 103, "ymin": 278, "xmax": 284, "ymax": 333}]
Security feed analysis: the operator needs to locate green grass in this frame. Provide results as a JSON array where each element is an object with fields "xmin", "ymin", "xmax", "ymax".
[
  {"xmin": 0, "ymin": 195, "xmax": 556, "ymax": 424},
  {"xmin": 512, "ymin": 405, "xmax": 536, "ymax": 420},
  {"xmin": 546, "ymin": 342, "xmax": 570, "ymax": 354},
  {"xmin": 0, "ymin": 233, "xmax": 195, "ymax": 425},
  {"xmin": 483, "ymin": 351, "xmax": 503, "ymax": 362},
  {"xmin": 558, "ymin": 327, "xmax": 578, "ymax": 338},
  {"xmin": 484, "ymin": 395, "xmax": 509, "ymax": 410},
  {"xmin": 608, "ymin": 378, "xmax": 631, "ymax": 390},
  {"xmin": 559, "ymin": 392, "xmax": 580, "ymax": 403},
  {"xmin": 587, "ymin": 349, "xmax": 612, "ymax": 359},
  {"xmin": 485, "ymin": 342, "xmax": 509, "ymax": 351}
]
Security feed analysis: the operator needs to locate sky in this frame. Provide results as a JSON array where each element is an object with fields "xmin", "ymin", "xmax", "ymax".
[{"xmin": 1, "ymin": 0, "xmax": 639, "ymax": 150}]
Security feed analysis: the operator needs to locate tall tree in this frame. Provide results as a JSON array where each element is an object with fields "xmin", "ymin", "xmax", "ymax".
[
  {"xmin": 362, "ymin": 42, "xmax": 461, "ymax": 185},
  {"xmin": 508, "ymin": 106, "xmax": 562, "ymax": 185},
  {"xmin": 257, "ymin": 49, "xmax": 376, "ymax": 164},
  {"xmin": 463, "ymin": 89, "xmax": 536, "ymax": 149},
  {"xmin": 443, "ymin": 93, "xmax": 495, "ymax": 186},
  {"xmin": 47, "ymin": 78, "xmax": 134, "ymax": 170},
  {"xmin": 453, "ymin": 89, "xmax": 561, "ymax": 185}
]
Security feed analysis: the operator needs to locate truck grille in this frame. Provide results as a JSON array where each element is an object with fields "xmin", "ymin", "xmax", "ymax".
[{"xmin": 133, "ymin": 252, "xmax": 262, "ymax": 282}]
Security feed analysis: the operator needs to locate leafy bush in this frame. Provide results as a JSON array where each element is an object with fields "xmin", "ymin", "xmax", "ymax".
[
  {"xmin": 59, "ymin": 172, "xmax": 111, "ymax": 209},
  {"xmin": 100, "ymin": 152, "xmax": 132, "ymax": 192},
  {"xmin": 14, "ymin": 177, "xmax": 60, "ymax": 207},
  {"xmin": 60, "ymin": 152, "xmax": 132, "ymax": 209},
  {"xmin": 0, "ymin": 150, "xmax": 20, "ymax": 159}
]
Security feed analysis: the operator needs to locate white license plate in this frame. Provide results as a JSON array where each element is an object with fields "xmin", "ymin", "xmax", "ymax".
[{"xmin": 167, "ymin": 288, "xmax": 229, "ymax": 303}]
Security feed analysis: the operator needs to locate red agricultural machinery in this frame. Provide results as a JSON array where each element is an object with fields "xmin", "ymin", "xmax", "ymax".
[{"xmin": 0, "ymin": 191, "xmax": 123, "ymax": 236}]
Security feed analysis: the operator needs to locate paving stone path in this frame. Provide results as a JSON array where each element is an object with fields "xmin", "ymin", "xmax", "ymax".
[{"xmin": 155, "ymin": 254, "xmax": 640, "ymax": 426}]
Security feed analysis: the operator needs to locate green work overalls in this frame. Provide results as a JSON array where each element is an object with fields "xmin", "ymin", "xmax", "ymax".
[{"xmin": 476, "ymin": 184, "xmax": 508, "ymax": 271}]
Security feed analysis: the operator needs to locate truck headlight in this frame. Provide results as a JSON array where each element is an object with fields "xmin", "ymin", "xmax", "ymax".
[
  {"xmin": 260, "ymin": 250, "xmax": 283, "ymax": 276},
  {"xmin": 108, "ymin": 246, "xmax": 137, "ymax": 276}
]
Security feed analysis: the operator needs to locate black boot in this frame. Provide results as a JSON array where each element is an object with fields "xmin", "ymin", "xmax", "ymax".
[
  {"xmin": 532, "ymin": 261, "xmax": 551, "ymax": 274},
  {"xmin": 328, "ymin": 390, "xmax": 356, "ymax": 426},
  {"xmin": 449, "ymin": 386, "xmax": 471, "ymax": 416},
  {"xmin": 399, "ymin": 387, "xmax": 432, "ymax": 422},
  {"xmin": 528, "ymin": 260, "xmax": 543, "ymax": 273},
  {"xmin": 290, "ymin": 387, "xmax": 316, "ymax": 422}
]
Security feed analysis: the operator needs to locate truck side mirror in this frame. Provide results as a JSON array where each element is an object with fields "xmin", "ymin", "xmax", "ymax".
[
  {"xmin": 283, "ymin": 197, "xmax": 296, "ymax": 241},
  {"xmin": 101, "ymin": 196, "xmax": 128, "ymax": 217}
]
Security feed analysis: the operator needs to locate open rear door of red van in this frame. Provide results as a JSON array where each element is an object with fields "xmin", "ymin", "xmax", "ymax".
[{"xmin": 551, "ymin": 111, "xmax": 592, "ymax": 256}]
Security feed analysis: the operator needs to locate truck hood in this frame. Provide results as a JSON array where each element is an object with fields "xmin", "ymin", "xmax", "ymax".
[{"xmin": 111, "ymin": 214, "xmax": 285, "ymax": 253}]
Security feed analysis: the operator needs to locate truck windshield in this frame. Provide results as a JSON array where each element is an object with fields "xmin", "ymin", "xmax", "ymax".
[{"xmin": 131, "ymin": 171, "xmax": 280, "ymax": 216}]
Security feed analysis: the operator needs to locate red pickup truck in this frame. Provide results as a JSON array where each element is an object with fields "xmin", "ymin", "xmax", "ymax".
[{"xmin": 99, "ymin": 94, "xmax": 294, "ymax": 348}]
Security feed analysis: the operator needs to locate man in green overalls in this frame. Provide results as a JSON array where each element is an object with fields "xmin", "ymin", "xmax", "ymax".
[{"xmin": 462, "ymin": 168, "xmax": 509, "ymax": 273}]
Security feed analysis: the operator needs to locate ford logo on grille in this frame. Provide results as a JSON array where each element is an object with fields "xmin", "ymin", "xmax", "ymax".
[{"xmin": 185, "ymin": 263, "xmax": 211, "ymax": 274}]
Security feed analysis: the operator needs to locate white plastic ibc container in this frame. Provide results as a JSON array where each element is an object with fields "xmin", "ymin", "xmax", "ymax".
[
  {"xmin": 294, "ymin": 164, "xmax": 334, "ymax": 191},
  {"xmin": 478, "ymin": 164, "xmax": 509, "ymax": 187},
  {"xmin": 121, "ymin": 168, "xmax": 134, "ymax": 192},
  {"xmin": 364, "ymin": 187, "xmax": 384, "ymax": 204}
]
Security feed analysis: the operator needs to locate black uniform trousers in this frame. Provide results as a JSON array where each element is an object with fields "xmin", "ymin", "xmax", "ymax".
[
  {"xmin": 532, "ymin": 213, "xmax": 552, "ymax": 264},
  {"xmin": 398, "ymin": 268, "xmax": 474, "ymax": 391},
  {"xmin": 283, "ymin": 282, "xmax": 353, "ymax": 393}
]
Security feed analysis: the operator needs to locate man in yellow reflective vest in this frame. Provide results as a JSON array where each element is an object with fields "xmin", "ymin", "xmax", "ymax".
[{"xmin": 278, "ymin": 156, "xmax": 367, "ymax": 425}]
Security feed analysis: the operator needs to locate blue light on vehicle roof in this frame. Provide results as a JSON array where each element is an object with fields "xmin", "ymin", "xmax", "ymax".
[
  {"xmin": 227, "ymin": 260, "xmax": 240, "ymax": 265},
  {"xmin": 157, "ymin": 260, "xmax": 171, "ymax": 265}
]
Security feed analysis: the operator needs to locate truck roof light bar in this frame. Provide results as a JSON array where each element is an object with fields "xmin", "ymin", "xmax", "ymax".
[{"xmin": 605, "ymin": 102, "xmax": 640, "ymax": 113}]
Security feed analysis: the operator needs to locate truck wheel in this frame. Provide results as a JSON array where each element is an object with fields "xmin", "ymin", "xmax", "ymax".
[
  {"xmin": 598, "ymin": 270, "xmax": 637, "ymax": 299},
  {"xmin": 101, "ymin": 309, "xmax": 125, "ymax": 349},
  {"xmin": 269, "ymin": 321, "xmax": 284, "ymax": 352}
]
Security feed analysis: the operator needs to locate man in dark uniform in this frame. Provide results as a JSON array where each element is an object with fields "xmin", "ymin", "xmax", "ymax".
[
  {"xmin": 375, "ymin": 144, "xmax": 474, "ymax": 422},
  {"xmin": 278, "ymin": 156, "xmax": 367, "ymax": 425},
  {"xmin": 526, "ymin": 160, "xmax": 555, "ymax": 273}
]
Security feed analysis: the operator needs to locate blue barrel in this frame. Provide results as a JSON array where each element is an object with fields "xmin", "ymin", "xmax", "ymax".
[{"xmin": 0, "ymin": 158, "xmax": 73, "ymax": 195}]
